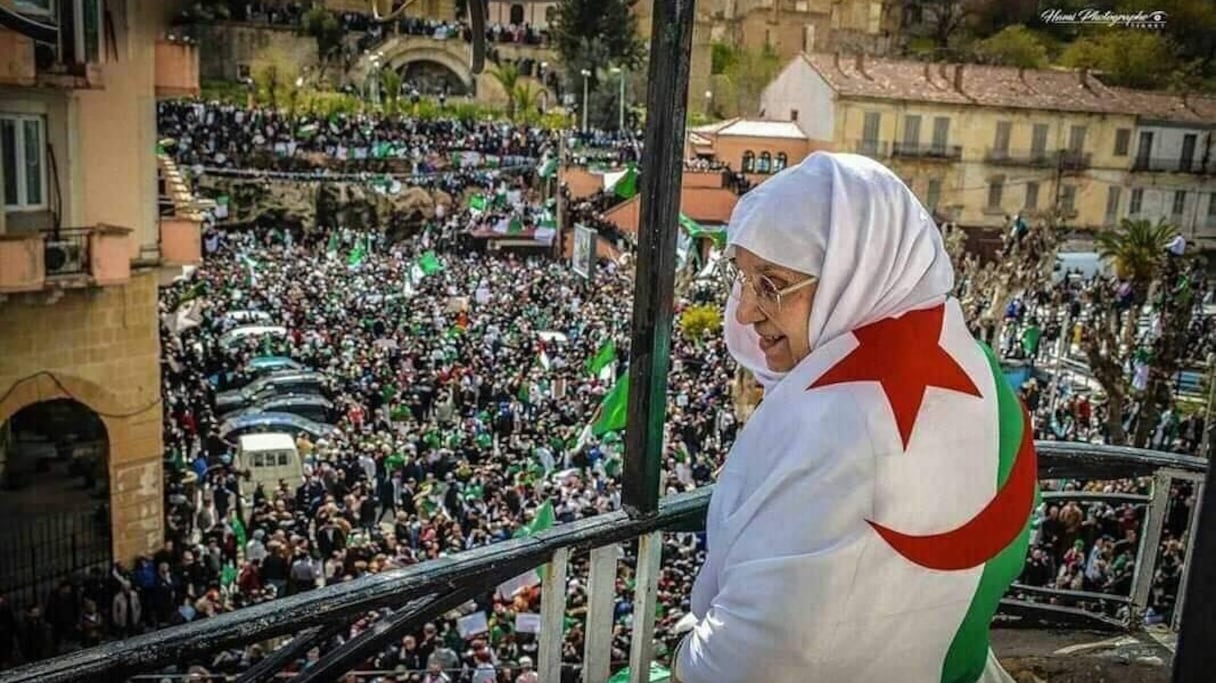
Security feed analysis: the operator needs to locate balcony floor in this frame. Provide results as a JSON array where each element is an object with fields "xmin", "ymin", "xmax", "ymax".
[{"xmin": 993, "ymin": 627, "xmax": 1173, "ymax": 682}]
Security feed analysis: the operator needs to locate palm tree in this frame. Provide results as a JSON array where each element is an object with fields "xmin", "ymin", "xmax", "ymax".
[
  {"xmin": 513, "ymin": 83, "xmax": 539, "ymax": 123},
  {"xmin": 1096, "ymin": 217, "xmax": 1176, "ymax": 347},
  {"xmin": 488, "ymin": 63, "xmax": 521, "ymax": 120},
  {"xmin": 380, "ymin": 68, "xmax": 402, "ymax": 114}
]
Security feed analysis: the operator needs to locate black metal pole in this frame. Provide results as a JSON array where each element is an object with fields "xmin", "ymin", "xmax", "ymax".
[
  {"xmin": 1172, "ymin": 458, "xmax": 1216, "ymax": 682},
  {"xmin": 621, "ymin": 0, "xmax": 696, "ymax": 517}
]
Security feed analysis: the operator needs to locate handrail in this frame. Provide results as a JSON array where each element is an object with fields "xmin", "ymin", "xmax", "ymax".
[{"xmin": 0, "ymin": 488, "xmax": 711, "ymax": 683}]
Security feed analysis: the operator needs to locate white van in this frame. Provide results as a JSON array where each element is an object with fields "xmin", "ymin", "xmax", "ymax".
[
  {"xmin": 237, "ymin": 433, "xmax": 303, "ymax": 504},
  {"xmin": 219, "ymin": 325, "xmax": 288, "ymax": 350}
]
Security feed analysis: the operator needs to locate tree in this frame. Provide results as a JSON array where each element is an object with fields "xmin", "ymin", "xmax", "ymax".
[
  {"xmin": 251, "ymin": 47, "xmax": 300, "ymax": 109},
  {"xmin": 1060, "ymin": 30, "xmax": 1178, "ymax": 89},
  {"xmin": 488, "ymin": 63, "xmax": 522, "ymax": 120},
  {"xmin": 973, "ymin": 24, "xmax": 1050, "ymax": 68},
  {"xmin": 713, "ymin": 44, "xmax": 782, "ymax": 119},
  {"xmin": 381, "ymin": 68, "xmax": 403, "ymax": 114},
  {"xmin": 552, "ymin": 0, "xmax": 644, "ymax": 72},
  {"xmin": 513, "ymin": 83, "xmax": 540, "ymax": 123},
  {"xmin": 301, "ymin": 7, "xmax": 347, "ymax": 82}
]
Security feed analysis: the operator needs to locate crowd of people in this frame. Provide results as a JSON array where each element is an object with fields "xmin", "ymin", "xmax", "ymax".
[{"xmin": 2, "ymin": 95, "xmax": 1213, "ymax": 679}]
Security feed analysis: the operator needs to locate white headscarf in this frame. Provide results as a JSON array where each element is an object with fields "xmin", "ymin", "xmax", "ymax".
[{"xmin": 724, "ymin": 152, "xmax": 955, "ymax": 391}]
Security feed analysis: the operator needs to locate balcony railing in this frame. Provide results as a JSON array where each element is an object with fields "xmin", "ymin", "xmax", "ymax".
[
  {"xmin": 0, "ymin": 225, "xmax": 131, "ymax": 294},
  {"xmin": 892, "ymin": 141, "xmax": 963, "ymax": 160},
  {"xmin": 1132, "ymin": 157, "xmax": 1212, "ymax": 174},
  {"xmin": 154, "ymin": 38, "xmax": 199, "ymax": 98},
  {"xmin": 0, "ymin": 443, "xmax": 1207, "ymax": 683},
  {"xmin": 852, "ymin": 139, "xmax": 890, "ymax": 158},
  {"xmin": 985, "ymin": 148, "xmax": 1054, "ymax": 167},
  {"xmin": 1059, "ymin": 150, "xmax": 1092, "ymax": 170}
]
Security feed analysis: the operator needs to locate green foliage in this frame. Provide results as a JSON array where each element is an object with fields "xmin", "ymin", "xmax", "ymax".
[
  {"xmin": 251, "ymin": 47, "xmax": 300, "ymax": 109},
  {"xmin": 1096, "ymin": 217, "xmax": 1176, "ymax": 295},
  {"xmin": 1060, "ymin": 30, "xmax": 1177, "ymax": 89},
  {"xmin": 680, "ymin": 305, "xmax": 722, "ymax": 342},
  {"xmin": 300, "ymin": 7, "xmax": 346, "ymax": 63},
  {"xmin": 200, "ymin": 79, "xmax": 249, "ymax": 105},
  {"xmin": 973, "ymin": 25, "xmax": 1049, "ymax": 68},
  {"xmin": 488, "ymin": 63, "xmax": 522, "ymax": 120},
  {"xmin": 711, "ymin": 42, "xmax": 736, "ymax": 75},
  {"xmin": 713, "ymin": 44, "xmax": 782, "ymax": 119},
  {"xmin": 552, "ymin": 0, "xmax": 644, "ymax": 71}
]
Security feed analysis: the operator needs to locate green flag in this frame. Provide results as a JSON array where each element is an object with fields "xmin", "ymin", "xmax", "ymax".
[
  {"xmin": 347, "ymin": 236, "xmax": 367, "ymax": 267},
  {"xmin": 221, "ymin": 563, "xmax": 238, "ymax": 588},
  {"xmin": 614, "ymin": 163, "xmax": 638, "ymax": 199},
  {"xmin": 608, "ymin": 663, "xmax": 672, "ymax": 683},
  {"xmin": 1021, "ymin": 325, "xmax": 1042, "ymax": 356},
  {"xmin": 592, "ymin": 375, "xmax": 630, "ymax": 436},
  {"xmin": 508, "ymin": 216, "xmax": 524, "ymax": 235},
  {"xmin": 469, "ymin": 194, "xmax": 488, "ymax": 212},
  {"xmin": 419, "ymin": 251, "xmax": 444, "ymax": 275},
  {"xmin": 539, "ymin": 156, "xmax": 559, "ymax": 179},
  {"xmin": 515, "ymin": 500, "xmax": 556, "ymax": 538},
  {"xmin": 326, "ymin": 232, "xmax": 340, "ymax": 255},
  {"xmin": 681, "ymin": 213, "xmax": 727, "ymax": 249},
  {"xmin": 231, "ymin": 515, "xmax": 247, "ymax": 549},
  {"xmin": 586, "ymin": 339, "xmax": 616, "ymax": 376}
]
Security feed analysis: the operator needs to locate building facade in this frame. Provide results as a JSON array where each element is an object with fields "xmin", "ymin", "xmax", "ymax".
[
  {"xmin": 0, "ymin": 0, "xmax": 201, "ymax": 568},
  {"xmin": 760, "ymin": 53, "xmax": 1216, "ymax": 248},
  {"xmin": 704, "ymin": 0, "xmax": 899, "ymax": 64}
]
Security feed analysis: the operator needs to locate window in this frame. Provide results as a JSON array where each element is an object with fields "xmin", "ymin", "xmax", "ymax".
[
  {"xmin": 1105, "ymin": 186, "xmax": 1121, "ymax": 221},
  {"xmin": 993, "ymin": 120, "xmax": 1011, "ymax": 156},
  {"xmin": 987, "ymin": 175, "xmax": 1004, "ymax": 209},
  {"xmin": 1136, "ymin": 131, "xmax": 1153, "ymax": 167},
  {"xmin": 1130, "ymin": 187, "xmax": 1143, "ymax": 214},
  {"xmin": 1172, "ymin": 189, "xmax": 1186, "ymax": 216},
  {"xmin": 861, "ymin": 111, "xmax": 880, "ymax": 153},
  {"xmin": 1, "ymin": 114, "xmax": 46, "ymax": 210},
  {"xmin": 1181, "ymin": 134, "xmax": 1197, "ymax": 170},
  {"xmin": 12, "ymin": 0, "xmax": 53, "ymax": 16},
  {"xmin": 802, "ymin": 25, "xmax": 815, "ymax": 52},
  {"xmin": 903, "ymin": 114, "xmax": 921, "ymax": 149},
  {"xmin": 774, "ymin": 152, "xmax": 788, "ymax": 172},
  {"xmin": 509, "ymin": 3, "xmax": 524, "ymax": 24},
  {"xmin": 1068, "ymin": 125, "xmax": 1087, "ymax": 153},
  {"xmin": 931, "ymin": 116, "xmax": 950, "ymax": 154},
  {"xmin": 926, "ymin": 178, "xmax": 942, "ymax": 210},
  {"xmin": 1207, "ymin": 193, "xmax": 1216, "ymax": 224},
  {"xmin": 765, "ymin": 29, "xmax": 772, "ymax": 48},
  {"xmin": 1025, "ymin": 182, "xmax": 1039, "ymax": 210},
  {"xmin": 790, "ymin": 109, "xmax": 798, "ymax": 122},
  {"xmin": 757, "ymin": 151, "xmax": 772, "ymax": 174},
  {"xmin": 1060, "ymin": 185, "xmax": 1077, "ymax": 213},
  {"xmin": 1031, "ymin": 123, "xmax": 1048, "ymax": 159},
  {"xmin": 1114, "ymin": 128, "xmax": 1131, "ymax": 156},
  {"xmin": 741, "ymin": 150, "xmax": 755, "ymax": 173}
]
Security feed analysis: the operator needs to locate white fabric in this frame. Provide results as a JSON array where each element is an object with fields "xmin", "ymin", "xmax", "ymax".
[
  {"xmin": 679, "ymin": 153, "xmax": 1013, "ymax": 682},
  {"xmin": 724, "ymin": 152, "xmax": 955, "ymax": 393}
]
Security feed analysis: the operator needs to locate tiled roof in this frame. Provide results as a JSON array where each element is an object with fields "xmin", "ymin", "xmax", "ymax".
[
  {"xmin": 717, "ymin": 119, "xmax": 807, "ymax": 139},
  {"xmin": 801, "ymin": 53, "xmax": 1216, "ymax": 124}
]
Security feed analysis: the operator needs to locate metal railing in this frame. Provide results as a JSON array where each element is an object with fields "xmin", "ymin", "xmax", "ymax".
[
  {"xmin": 985, "ymin": 148, "xmax": 1055, "ymax": 167},
  {"xmin": 1059, "ymin": 150, "xmax": 1092, "ymax": 170},
  {"xmin": 0, "ymin": 443, "xmax": 1208, "ymax": 683},
  {"xmin": 1132, "ymin": 157, "xmax": 1212, "ymax": 174},
  {"xmin": 852, "ymin": 139, "xmax": 890, "ymax": 158},
  {"xmin": 892, "ymin": 141, "xmax": 963, "ymax": 160}
]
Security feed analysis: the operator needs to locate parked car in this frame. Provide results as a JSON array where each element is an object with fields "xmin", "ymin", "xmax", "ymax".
[
  {"xmin": 218, "ymin": 325, "xmax": 288, "ymax": 350},
  {"xmin": 229, "ymin": 395, "xmax": 335, "ymax": 424},
  {"xmin": 218, "ymin": 412, "xmax": 337, "ymax": 443},
  {"xmin": 216, "ymin": 356, "xmax": 308, "ymax": 390},
  {"xmin": 215, "ymin": 371, "xmax": 330, "ymax": 414}
]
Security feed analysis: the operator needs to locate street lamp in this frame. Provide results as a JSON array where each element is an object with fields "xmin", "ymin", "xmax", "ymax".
[
  {"xmin": 610, "ymin": 66, "xmax": 626, "ymax": 132},
  {"xmin": 705, "ymin": 90, "xmax": 713, "ymax": 116},
  {"xmin": 580, "ymin": 68, "xmax": 592, "ymax": 132}
]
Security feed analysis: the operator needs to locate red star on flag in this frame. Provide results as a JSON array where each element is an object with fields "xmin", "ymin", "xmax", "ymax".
[{"xmin": 808, "ymin": 304, "xmax": 981, "ymax": 449}]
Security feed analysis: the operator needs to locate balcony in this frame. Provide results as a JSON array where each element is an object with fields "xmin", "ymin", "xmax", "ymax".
[
  {"xmin": 0, "ymin": 225, "xmax": 130, "ymax": 295},
  {"xmin": 985, "ymin": 148, "xmax": 1054, "ymax": 168},
  {"xmin": 852, "ymin": 139, "xmax": 891, "ymax": 158},
  {"xmin": 1059, "ymin": 150, "xmax": 1092, "ymax": 171},
  {"xmin": 157, "ymin": 153, "xmax": 205, "ymax": 266},
  {"xmin": 1132, "ymin": 157, "xmax": 1212, "ymax": 174},
  {"xmin": 892, "ymin": 142, "xmax": 964, "ymax": 161},
  {"xmin": 2, "ymin": 443, "xmax": 1208, "ymax": 683},
  {"xmin": 154, "ymin": 37, "xmax": 199, "ymax": 98},
  {"xmin": 0, "ymin": 27, "xmax": 36, "ymax": 86}
]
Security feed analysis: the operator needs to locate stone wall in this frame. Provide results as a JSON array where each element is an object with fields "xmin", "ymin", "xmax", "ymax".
[
  {"xmin": 0, "ymin": 271, "xmax": 164, "ymax": 563},
  {"xmin": 198, "ymin": 23, "xmax": 322, "ymax": 82}
]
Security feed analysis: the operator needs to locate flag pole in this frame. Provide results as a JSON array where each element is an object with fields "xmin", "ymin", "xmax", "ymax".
[{"xmin": 621, "ymin": 0, "xmax": 696, "ymax": 518}]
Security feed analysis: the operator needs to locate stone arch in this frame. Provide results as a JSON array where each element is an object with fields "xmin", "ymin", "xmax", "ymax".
[
  {"xmin": 0, "ymin": 371, "xmax": 163, "ymax": 563},
  {"xmin": 361, "ymin": 38, "xmax": 476, "ymax": 94}
]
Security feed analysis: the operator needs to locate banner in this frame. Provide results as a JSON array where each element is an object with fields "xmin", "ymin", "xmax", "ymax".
[
  {"xmin": 515, "ymin": 613, "xmax": 542, "ymax": 634},
  {"xmin": 457, "ymin": 612, "xmax": 489, "ymax": 638},
  {"xmin": 572, "ymin": 224, "xmax": 596, "ymax": 279}
]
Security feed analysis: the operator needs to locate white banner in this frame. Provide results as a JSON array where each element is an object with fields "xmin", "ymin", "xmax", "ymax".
[
  {"xmin": 572, "ymin": 224, "xmax": 596, "ymax": 279},
  {"xmin": 457, "ymin": 611, "xmax": 489, "ymax": 638},
  {"xmin": 515, "ymin": 613, "xmax": 542, "ymax": 634}
]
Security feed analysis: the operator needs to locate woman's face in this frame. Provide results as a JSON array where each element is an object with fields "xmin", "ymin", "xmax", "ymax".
[{"xmin": 732, "ymin": 247, "xmax": 816, "ymax": 372}]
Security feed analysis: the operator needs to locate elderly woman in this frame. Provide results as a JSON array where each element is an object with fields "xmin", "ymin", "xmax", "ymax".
[{"xmin": 673, "ymin": 153, "xmax": 1036, "ymax": 682}]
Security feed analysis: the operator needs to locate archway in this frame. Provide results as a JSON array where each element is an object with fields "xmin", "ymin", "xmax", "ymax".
[
  {"xmin": 399, "ymin": 59, "xmax": 473, "ymax": 97},
  {"xmin": 0, "ymin": 399, "xmax": 113, "ymax": 613}
]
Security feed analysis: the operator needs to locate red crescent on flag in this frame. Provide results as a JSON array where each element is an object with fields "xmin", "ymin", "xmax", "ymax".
[{"xmin": 867, "ymin": 408, "xmax": 1038, "ymax": 571}]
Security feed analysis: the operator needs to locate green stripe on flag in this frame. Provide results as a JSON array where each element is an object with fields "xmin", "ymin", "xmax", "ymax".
[
  {"xmin": 941, "ymin": 342, "xmax": 1037, "ymax": 683},
  {"xmin": 592, "ymin": 375, "xmax": 629, "ymax": 436},
  {"xmin": 586, "ymin": 339, "xmax": 616, "ymax": 376}
]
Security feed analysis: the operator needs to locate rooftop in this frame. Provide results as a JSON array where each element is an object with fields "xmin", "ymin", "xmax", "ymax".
[
  {"xmin": 691, "ymin": 118, "xmax": 808, "ymax": 140},
  {"xmin": 801, "ymin": 52, "xmax": 1216, "ymax": 124}
]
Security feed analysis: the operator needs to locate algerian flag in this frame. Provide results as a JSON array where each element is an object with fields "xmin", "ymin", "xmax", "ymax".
[
  {"xmin": 539, "ymin": 209, "xmax": 557, "ymax": 230},
  {"xmin": 539, "ymin": 156, "xmax": 558, "ymax": 179},
  {"xmin": 239, "ymin": 253, "xmax": 258, "ymax": 287},
  {"xmin": 214, "ymin": 195, "xmax": 230, "ymax": 220},
  {"xmin": 468, "ymin": 194, "xmax": 488, "ymax": 212},
  {"xmin": 609, "ymin": 663, "xmax": 671, "ymax": 682},
  {"xmin": 508, "ymin": 216, "xmax": 524, "ymax": 235},
  {"xmin": 498, "ymin": 500, "xmax": 557, "ymax": 596},
  {"xmin": 680, "ymin": 213, "xmax": 727, "ymax": 249},
  {"xmin": 418, "ymin": 251, "xmax": 444, "ymax": 275},
  {"xmin": 586, "ymin": 339, "xmax": 616, "ymax": 377},
  {"xmin": 592, "ymin": 374, "xmax": 629, "ymax": 436},
  {"xmin": 1020, "ymin": 325, "xmax": 1042, "ymax": 356},
  {"xmin": 613, "ymin": 162, "xmax": 638, "ymax": 199},
  {"xmin": 326, "ymin": 232, "xmax": 340, "ymax": 256}
]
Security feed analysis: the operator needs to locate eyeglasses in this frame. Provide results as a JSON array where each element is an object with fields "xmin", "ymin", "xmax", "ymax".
[{"xmin": 718, "ymin": 259, "xmax": 817, "ymax": 313}]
